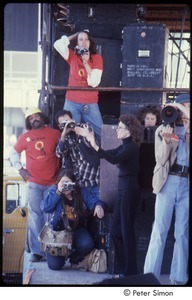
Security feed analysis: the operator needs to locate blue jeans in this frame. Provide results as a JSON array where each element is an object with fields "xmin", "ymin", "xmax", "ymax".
[
  {"xmin": 27, "ymin": 182, "xmax": 54, "ymax": 256},
  {"xmin": 144, "ymin": 175, "xmax": 189, "ymax": 283},
  {"xmin": 64, "ymin": 99, "xmax": 103, "ymax": 144},
  {"xmin": 46, "ymin": 227, "xmax": 94, "ymax": 270}
]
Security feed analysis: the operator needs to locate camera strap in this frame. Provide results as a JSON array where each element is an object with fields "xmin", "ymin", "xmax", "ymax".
[{"xmin": 61, "ymin": 212, "xmax": 71, "ymax": 230}]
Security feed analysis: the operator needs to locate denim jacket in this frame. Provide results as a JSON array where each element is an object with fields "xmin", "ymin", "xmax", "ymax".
[{"xmin": 42, "ymin": 185, "xmax": 89, "ymax": 231}]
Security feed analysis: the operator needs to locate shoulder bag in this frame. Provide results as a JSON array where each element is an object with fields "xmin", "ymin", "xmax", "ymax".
[{"xmin": 38, "ymin": 222, "xmax": 73, "ymax": 257}]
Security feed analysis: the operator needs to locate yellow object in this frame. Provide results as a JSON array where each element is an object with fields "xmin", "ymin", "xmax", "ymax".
[
  {"xmin": 3, "ymin": 173, "xmax": 28, "ymax": 276},
  {"xmin": 25, "ymin": 107, "xmax": 42, "ymax": 119}
]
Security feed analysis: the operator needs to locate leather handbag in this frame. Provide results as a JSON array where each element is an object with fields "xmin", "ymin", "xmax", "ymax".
[
  {"xmin": 88, "ymin": 249, "xmax": 107, "ymax": 273},
  {"xmin": 38, "ymin": 222, "xmax": 73, "ymax": 256},
  {"xmin": 76, "ymin": 248, "xmax": 107, "ymax": 273}
]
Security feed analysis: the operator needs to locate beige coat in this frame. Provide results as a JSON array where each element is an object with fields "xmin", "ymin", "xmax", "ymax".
[{"xmin": 152, "ymin": 125, "xmax": 179, "ymax": 194}]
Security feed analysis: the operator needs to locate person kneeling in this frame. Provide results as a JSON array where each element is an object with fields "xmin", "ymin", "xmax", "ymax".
[{"xmin": 42, "ymin": 169, "xmax": 95, "ymax": 270}]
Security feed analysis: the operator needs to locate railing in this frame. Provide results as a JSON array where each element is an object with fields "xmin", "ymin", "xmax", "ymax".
[{"xmin": 46, "ymin": 84, "xmax": 190, "ymax": 93}]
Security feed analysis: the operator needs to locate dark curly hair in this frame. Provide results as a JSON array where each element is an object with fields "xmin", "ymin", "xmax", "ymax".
[
  {"xmin": 119, "ymin": 114, "xmax": 142, "ymax": 146},
  {"xmin": 136, "ymin": 106, "xmax": 161, "ymax": 126},
  {"xmin": 25, "ymin": 113, "xmax": 50, "ymax": 130},
  {"xmin": 75, "ymin": 30, "xmax": 98, "ymax": 58}
]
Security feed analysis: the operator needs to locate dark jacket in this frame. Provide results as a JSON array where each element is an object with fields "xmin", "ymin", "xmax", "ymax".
[
  {"xmin": 43, "ymin": 186, "xmax": 89, "ymax": 231},
  {"xmin": 98, "ymin": 136, "xmax": 139, "ymax": 178}
]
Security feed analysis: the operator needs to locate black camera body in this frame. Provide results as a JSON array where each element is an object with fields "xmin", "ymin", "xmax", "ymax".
[
  {"xmin": 62, "ymin": 181, "xmax": 75, "ymax": 192},
  {"xmin": 74, "ymin": 46, "xmax": 89, "ymax": 56},
  {"xmin": 161, "ymin": 106, "xmax": 178, "ymax": 126},
  {"xmin": 59, "ymin": 121, "xmax": 76, "ymax": 130},
  {"xmin": 142, "ymin": 126, "xmax": 158, "ymax": 143}
]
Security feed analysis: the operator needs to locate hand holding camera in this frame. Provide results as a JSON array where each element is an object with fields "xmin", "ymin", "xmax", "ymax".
[
  {"xmin": 160, "ymin": 105, "xmax": 178, "ymax": 127},
  {"xmin": 161, "ymin": 125, "xmax": 174, "ymax": 143},
  {"xmin": 61, "ymin": 181, "xmax": 75, "ymax": 192},
  {"xmin": 59, "ymin": 120, "xmax": 76, "ymax": 131},
  {"xmin": 58, "ymin": 180, "xmax": 75, "ymax": 193},
  {"xmin": 60, "ymin": 120, "xmax": 76, "ymax": 141},
  {"xmin": 74, "ymin": 46, "xmax": 89, "ymax": 56}
]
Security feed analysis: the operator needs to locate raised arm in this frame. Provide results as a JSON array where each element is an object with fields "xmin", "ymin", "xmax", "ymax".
[{"xmin": 53, "ymin": 33, "xmax": 78, "ymax": 60}]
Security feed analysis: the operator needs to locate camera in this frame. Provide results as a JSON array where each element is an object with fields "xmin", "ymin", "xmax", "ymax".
[
  {"xmin": 62, "ymin": 181, "xmax": 76, "ymax": 192},
  {"xmin": 160, "ymin": 106, "xmax": 178, "ymax": 126},
  {"xmin": 142, "ymin": 126, "xmax": 158, "ymax": 143},
  {"xmin": 74, "ymin": 46, "xmax": 89, "ymax": 56},
  {"xmin": 59, "ymin": 121, "xmax": 76, "ymax": 130}
]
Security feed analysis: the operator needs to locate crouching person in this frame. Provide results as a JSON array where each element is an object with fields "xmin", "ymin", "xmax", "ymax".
[{"xmin": 41, "ymin": 169, "xmax": 97, "ymax": 270}]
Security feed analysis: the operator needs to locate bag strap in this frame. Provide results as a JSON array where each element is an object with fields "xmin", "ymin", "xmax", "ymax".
[{"xmin": 62, "ymin": 213, "xmax": 71, "ymax": 230}]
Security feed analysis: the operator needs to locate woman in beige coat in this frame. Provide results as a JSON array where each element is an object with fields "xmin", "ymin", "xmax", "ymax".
[{"xmin": 144, "ymin": 94, "xmax": 190, "ymax": 285}]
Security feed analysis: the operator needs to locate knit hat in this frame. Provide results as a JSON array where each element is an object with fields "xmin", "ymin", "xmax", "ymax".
[{"xmin": 174, "ymin": 94, "xmax": 190, "ymax": 104}]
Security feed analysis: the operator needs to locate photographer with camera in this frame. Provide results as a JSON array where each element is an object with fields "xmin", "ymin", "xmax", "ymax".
[
  {"xmin": 144, "ymin": 94, "xmax": 190, "ymax": 285},
  {"xmin": 55, "ymin": 109, "xmax": 107, "ymax": 220},
  {"xmin": 42, "ymin": 169, "xmax": 95, "ymax": 270},
  {"xmin": 54, "ymin": 30, "xmax": 103, "ymax": 143}
]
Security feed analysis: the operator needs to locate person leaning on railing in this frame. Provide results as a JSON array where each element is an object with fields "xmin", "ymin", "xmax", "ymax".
[{"xmin": 53, "ymin": 30, "xmax": 103, "ymax": 144}]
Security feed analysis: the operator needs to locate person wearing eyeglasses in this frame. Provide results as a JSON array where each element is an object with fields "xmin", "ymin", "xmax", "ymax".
[{"xmin": 85, "ymin": 113, "xmax": 142, "ymax": 278}]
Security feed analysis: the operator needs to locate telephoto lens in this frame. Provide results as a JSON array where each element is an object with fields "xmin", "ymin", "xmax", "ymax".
[{"xmin": 160, "ymin": 106, "xmax": 178, "ymax": 126}]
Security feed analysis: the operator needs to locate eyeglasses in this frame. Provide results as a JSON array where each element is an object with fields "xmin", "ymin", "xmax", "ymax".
[{"xmin": 116, "ymin": 126, "xmax": 127, "ymax": 130}]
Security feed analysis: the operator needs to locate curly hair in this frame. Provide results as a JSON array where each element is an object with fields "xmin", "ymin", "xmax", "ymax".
[
  {"xmin": 136, "ymin": 106, "xmax": 161, "ymax": 126},
  {"xmin": 75, "ymin": 30, "xmax": 98, "ymax": 57},
  {"xmin": 25, "ymin": 113, "xmax": 50, "ymax": 130},
  {"xmin": 119, "ymin": 114, "xmax": 142, "ymax": 146}
]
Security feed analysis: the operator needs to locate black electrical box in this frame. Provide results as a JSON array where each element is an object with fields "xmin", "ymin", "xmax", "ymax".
[
  {"xmin": 121, "ymin": 23, "xmax": 169, "ymax": 104},
  {"xmin": 64, "ymin": 3, "xmax": 136, "ymax": 39}
]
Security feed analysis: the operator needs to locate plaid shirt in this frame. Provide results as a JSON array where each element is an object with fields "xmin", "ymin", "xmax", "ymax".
[{"xmin": 56, "ymin": 124, "xmax": 100, "ymax": 187}]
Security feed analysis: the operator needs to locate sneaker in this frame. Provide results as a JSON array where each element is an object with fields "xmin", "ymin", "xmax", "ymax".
[{"xmin": 30, "ymin": 254, "xmax": 43, "ymax": 263}]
